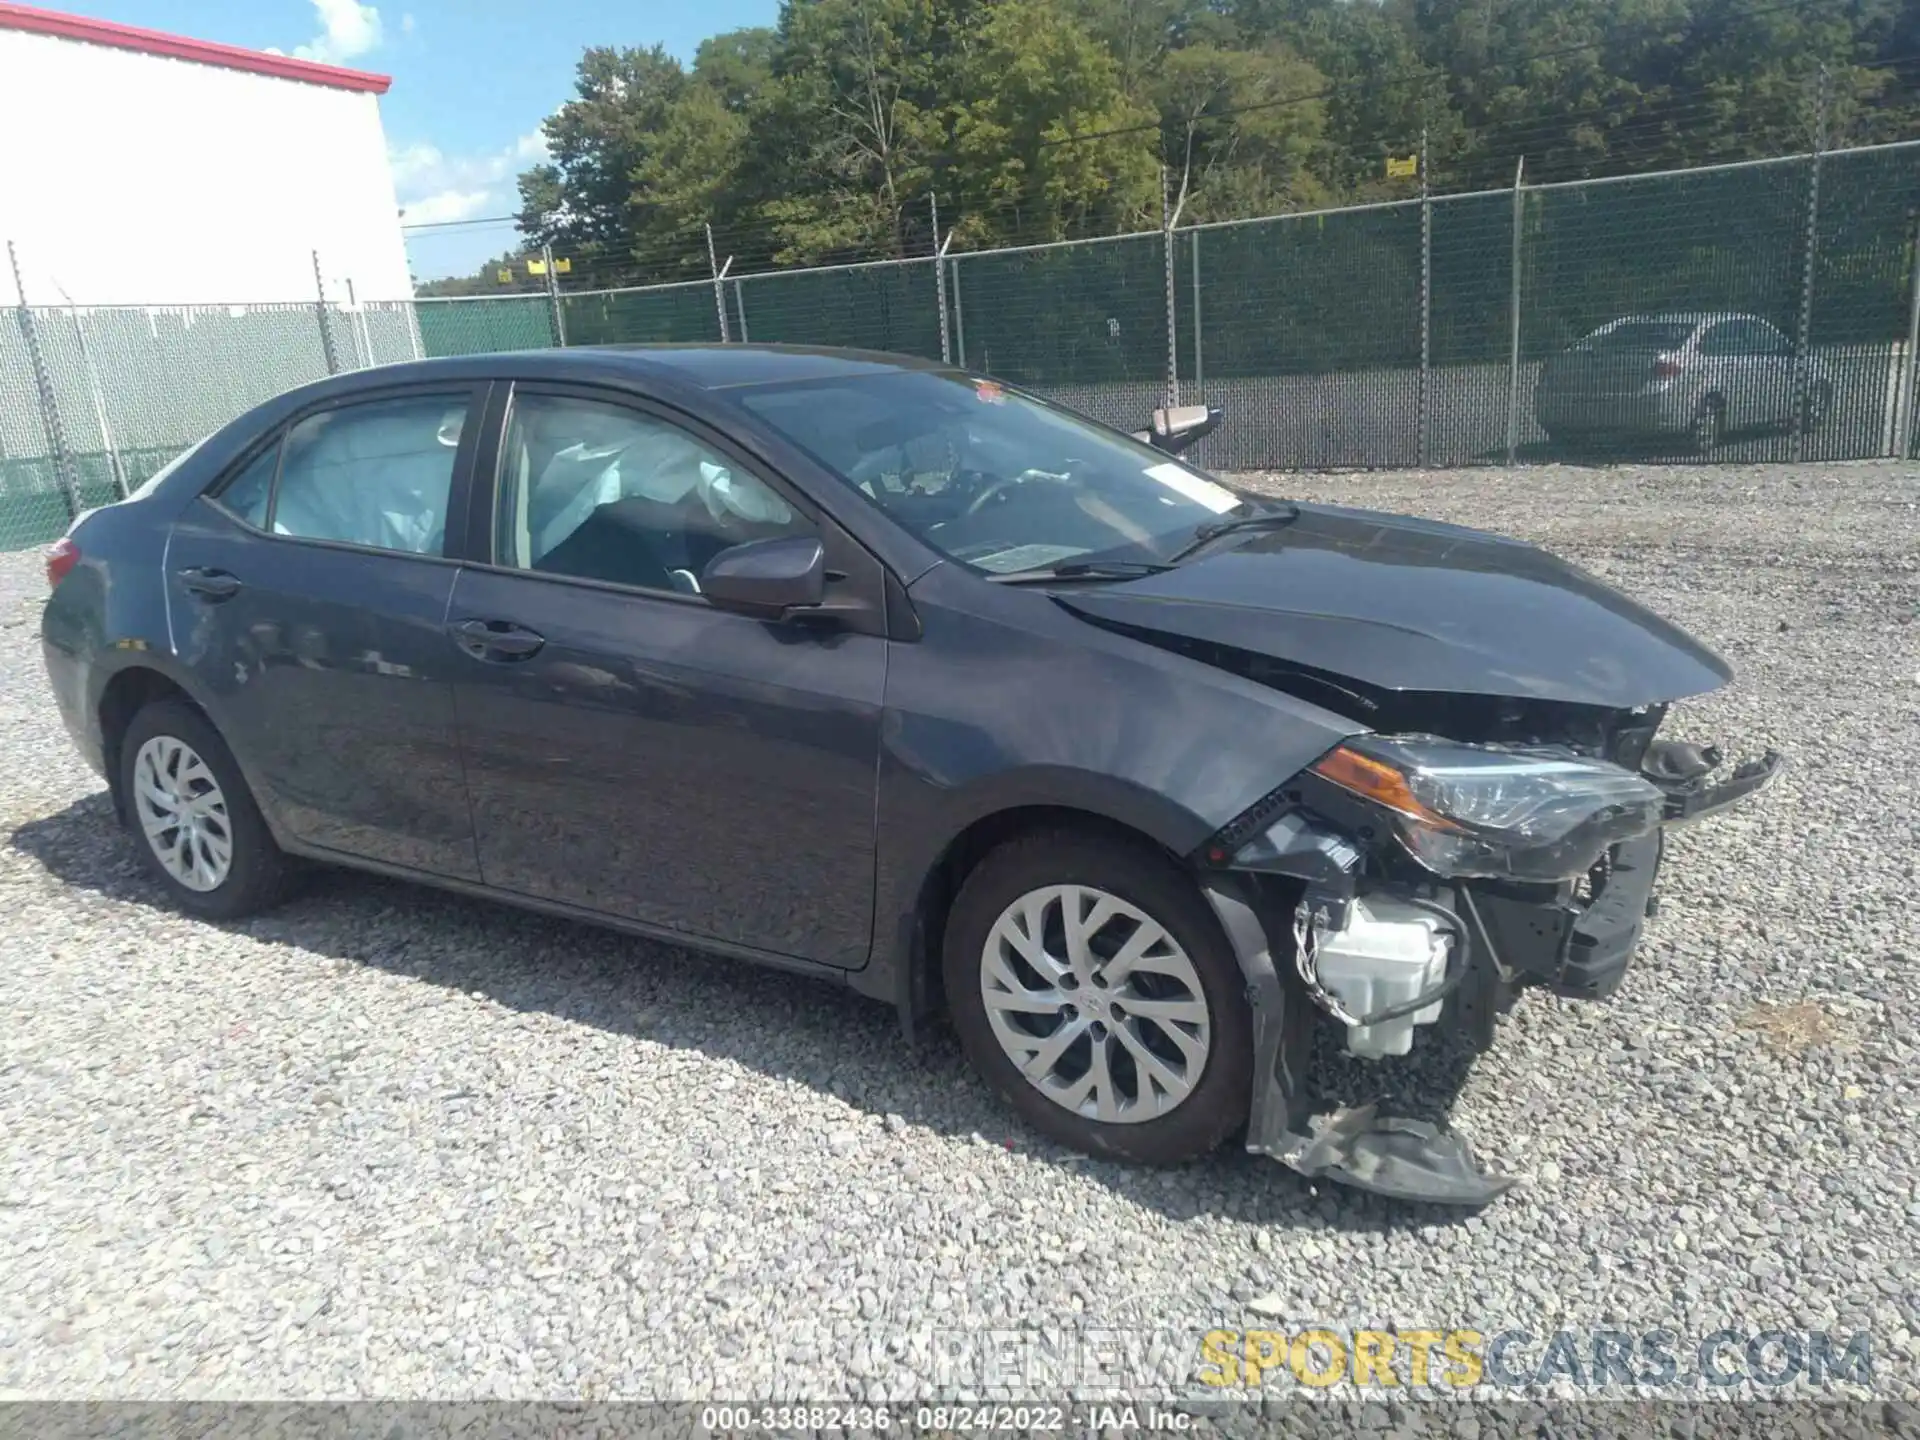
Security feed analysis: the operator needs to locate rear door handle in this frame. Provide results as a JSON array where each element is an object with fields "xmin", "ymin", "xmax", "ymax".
[
  {"xmin": 449, "ymin": 618, "xmax": 546, "ymax": 660},
  {"xmin": 177, "ymin": 567, "xmax": 241, "ymax": 601}
]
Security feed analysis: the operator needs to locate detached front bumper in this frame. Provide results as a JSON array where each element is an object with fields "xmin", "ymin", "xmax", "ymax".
[{"xmin": 1200, "ymin": 743, "xmax": 1783, "ymax": 1207}]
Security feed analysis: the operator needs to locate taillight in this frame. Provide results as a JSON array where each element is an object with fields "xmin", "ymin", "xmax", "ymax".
[
  {"xmin": 45, "ymin": 537, "xmax": 81, "ymax": 589},
  {"xmin": 1652, "ymin": 356, "xmax": 1684, "ymax": 379}
]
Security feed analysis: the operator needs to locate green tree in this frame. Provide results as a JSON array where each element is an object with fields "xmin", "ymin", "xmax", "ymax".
[
  {"xmin": 517, "ymin": 46, "xmax": 694, "ymax": 253},
  {"xmin": 947, "ymin": 0, "xmax": 1161, "ymax": 245}
]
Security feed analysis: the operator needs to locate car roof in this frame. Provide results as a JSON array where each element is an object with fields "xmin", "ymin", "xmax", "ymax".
[
  {"xmin": 324, "ymin": 343, "xmax": 950, "ymax": 395},
  {"xmin": 1607, "ymin": 312, "xmax": 1774, "ymax": 327}
]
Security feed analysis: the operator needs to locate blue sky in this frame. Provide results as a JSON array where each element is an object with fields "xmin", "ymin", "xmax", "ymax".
[{"xmin": 79, "ymin": 0, "xmax": 779, "ymax": 277}]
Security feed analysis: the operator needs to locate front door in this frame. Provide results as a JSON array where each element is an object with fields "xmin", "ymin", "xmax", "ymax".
[
  {"xmin": 447, "ymin": 387, "xmax": 887, "ymax": 968},
  {"xmin": 165, "ymin": 386, "xmax": 485, "ymax": 879}
]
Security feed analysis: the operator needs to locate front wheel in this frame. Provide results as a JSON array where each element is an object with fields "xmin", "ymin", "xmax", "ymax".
[
  {"xmin": 943, "ymin": 831, "xmax": 1253, "ymax": 1165},
  {"xmin": 120, "ymin": 699, "xmax": 295, "ymax": 920}
]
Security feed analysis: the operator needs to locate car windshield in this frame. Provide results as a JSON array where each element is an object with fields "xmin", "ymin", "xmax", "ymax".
[
  {"xmin": 1584, "ymin": 320, "xmax": 1697, "ymax": 351},
  {"xmin": 735, "ymin": 370, "xmax": 1243, "ymax": 574}
]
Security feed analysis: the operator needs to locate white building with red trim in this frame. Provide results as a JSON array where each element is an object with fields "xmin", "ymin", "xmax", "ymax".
[{"xmin": 0, "ymin": 1, "xmax": 411, "ymax": 307}]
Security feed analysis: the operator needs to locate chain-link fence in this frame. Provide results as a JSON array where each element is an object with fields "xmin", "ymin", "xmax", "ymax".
[{"xmin": 9, "ymin": 140, "xmax": 1920, "ymax": 551}]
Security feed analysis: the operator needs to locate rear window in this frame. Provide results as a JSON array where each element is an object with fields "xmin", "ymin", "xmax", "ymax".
[{"xmin": 1586, "ymin": 321, "xmax": 1696, "ymax": 351}]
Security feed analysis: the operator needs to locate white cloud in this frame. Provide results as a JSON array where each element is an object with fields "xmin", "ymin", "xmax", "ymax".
[
  {"xmin": 291, "ymin": 0, "xmax": 384, "ymax": 64},
  {"xmin": 400, "ymin": 12, "xmax": 416, "ymax": 36},
  {"xmin": 399, "ymin": 189, "xmax": 493, "ymax": 226},
  {"xmin": 390, "ymin": 129, "xmax": 552, "ymax": 227}
]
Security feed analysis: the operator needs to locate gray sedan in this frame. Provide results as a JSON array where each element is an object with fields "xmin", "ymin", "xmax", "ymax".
[{"xmin": 1534, "ymin": 312, "xmax": 1833, "ymax": 451}]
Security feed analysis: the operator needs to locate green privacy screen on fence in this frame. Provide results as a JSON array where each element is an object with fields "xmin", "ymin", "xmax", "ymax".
[
  {"xmin": 8, "ymin": 142, "xmax": 1920, "ymax": 550},
  {"xmin": 414, "ymin": 297, "xmax": 552, "ymax": 357},
  {"xmin": 563, "ymin": 282, "xmax": 720, "ymax": 347},
  {"xmin": 736, "ymin": 260, "xmax": 945, "ymax": 358}
]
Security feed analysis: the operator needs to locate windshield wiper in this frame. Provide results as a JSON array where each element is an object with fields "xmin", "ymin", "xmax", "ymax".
[
  {"xmin": 988, "ymin": 560, "xmax": 1173, "ymax": 584},
  {"xmin": 1165, "ymin": 499, "xmax": 1301, "ymax": 564}
]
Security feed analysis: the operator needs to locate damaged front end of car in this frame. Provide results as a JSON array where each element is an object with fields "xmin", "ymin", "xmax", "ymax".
[{"xmin": 1194, "ymin": 689, "xmax": 1781, "ymax": 1207}]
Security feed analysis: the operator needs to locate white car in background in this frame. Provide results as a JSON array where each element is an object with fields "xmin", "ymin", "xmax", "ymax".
[{"xmin": 1535, "ymin": 312, "xmax": 1833, "ymax": 452}]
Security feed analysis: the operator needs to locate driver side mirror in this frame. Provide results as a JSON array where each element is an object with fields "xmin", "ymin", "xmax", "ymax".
[
  {"xmin": 1133, "ymin": 403, "xmax": 1223, "ymax": 455},
  {"xmin": 700, "ymin": 535, "xmax": 826, "ymax": 621}
]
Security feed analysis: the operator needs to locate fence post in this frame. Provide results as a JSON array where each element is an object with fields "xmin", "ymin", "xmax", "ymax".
[
  {"xmin": 1190, "ymin": 228, "xmax": 1203, "ymax": 395},
  {"xmin": 935, "ymin": 237, "xmax": 954, "ymax": 365},
  {"xmin": 312, "ymin": 250, "xmax": 339, "ymax": 375},
  {"xmin": 345, "ymin": 277, "xmax": 376, "ymax": 369},
  {"xmin": 1792, "ymin": 67, "xmax": 1829, "ymax": 463},
  {"xmin": 1899, "ymin": 214, "xmax": 1920, "ymax": 458},
  {"xmin": 932, "ymin": 193, "xmax": 953, "ymax": 365},
  {"xmin": 950, "ymin": 255, "xmax": 967, "ymax": 370},
  {"xmin": 1505, "ymin": 157, "xmax": 1526, "ymax": 468},
  {"xmin": 8, "ymin": 241, "xmax": 82, "ymax": 520},
  {"xmin": 1161, "ymin": 166, "xmax": 1180, "ymax": 408},
  {"xmin": 706, "ymin": 224, "xmax": 731, "ymax": 343},
  {"xmin": 1418, "ymin": 126, "xmax": 1432, "ymax": 468},
  {"xmin": 733, "ymin": 278, "xmax": 750, "ymax": 342},
  {"xmin": 541, "ymin": 242, "xmax": 567, "ymax": 348},
  {"xmin": 64, "ymin": 292, "xmax": 126, "ymax": 498}
]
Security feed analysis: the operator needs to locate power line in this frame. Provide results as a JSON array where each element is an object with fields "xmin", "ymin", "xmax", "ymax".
[{"xmin": 401, "ymin": 213, "xmax": 524, "ymax": 232}]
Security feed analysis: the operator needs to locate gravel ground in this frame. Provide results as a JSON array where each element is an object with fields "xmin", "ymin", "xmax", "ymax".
[{"xmin": 0, "ymin": 460, "xmax": 1915, "ymax": 1407}]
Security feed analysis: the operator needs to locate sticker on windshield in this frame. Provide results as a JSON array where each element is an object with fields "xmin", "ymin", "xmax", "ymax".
[
  {"xmin": 973, "ymin": 380, "xmax": 1007, "ymax": 404},
  {"xmin": 1144, "ymin": 461, "xmax": 1238, "ymax": 514}
]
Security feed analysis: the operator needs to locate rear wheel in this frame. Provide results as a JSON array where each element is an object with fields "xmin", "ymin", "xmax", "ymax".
[
  {"xmin": 120, "ymin": 699, "xmax": 295, "ymax": 920},
  {"xmin": 944, "ymin": 831, "xmax": 1253, "ymax": 1165},
  {"xmin": 1690, "ymin": 395, "xmax": 1726, "ymax": 454}
]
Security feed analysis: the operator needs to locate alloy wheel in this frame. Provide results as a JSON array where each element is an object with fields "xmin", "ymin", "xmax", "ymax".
[
  {"xmin": 978, "ymin": 883, "xmax": 1212, "ymax": 1124},
  {"xmin": 132, "ymin": 735, "xmax": 234, "ymax": 892}
]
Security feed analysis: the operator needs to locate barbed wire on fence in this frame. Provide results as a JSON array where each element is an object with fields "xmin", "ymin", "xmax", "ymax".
[
  {"xmin": 9, "ymin": 137, "xmax": 1920, "ymax": 554},
  {"xmin": 403, "ymin": 52, "xmax": 1896, "ymax": 302}
]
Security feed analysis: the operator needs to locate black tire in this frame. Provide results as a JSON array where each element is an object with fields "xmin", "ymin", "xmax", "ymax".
[
  {"xmin": 1690, "ymin": 395, "xmax": 1725, "ymax": 454},
  {"xmin": 943, "ymin": 830, "xmax": 1254, "ymax": 1166},
  {"xmin": 119, "ymin": 698, "xmax": 295, "ymax": 920}
]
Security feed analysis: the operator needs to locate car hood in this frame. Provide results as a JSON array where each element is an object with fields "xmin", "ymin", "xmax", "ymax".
[{"xmin": 1055, "ymin": 503, "xmax": 1732, "ymax": 708}]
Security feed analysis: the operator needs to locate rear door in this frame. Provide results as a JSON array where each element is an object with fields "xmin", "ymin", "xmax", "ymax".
[
  {"xmin": 445, "ymin": 383, "xmax": 889, "ymax": 968},
  {"xmin": 1743, "ymin": 319, "xmax": 1800, "ymax": 427},
  {"xmin": 1699, "ymin": 318, "xmax": 1797, "ymax": 430},
  {"xmin": 165, "ymin": 383, "xmax": 487, "ymax": 879}
]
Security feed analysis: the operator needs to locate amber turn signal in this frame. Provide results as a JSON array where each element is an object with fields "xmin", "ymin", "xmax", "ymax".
[{"xmin": 1310, "ymin": 744, "xmax": 1465, "ymax": 832}]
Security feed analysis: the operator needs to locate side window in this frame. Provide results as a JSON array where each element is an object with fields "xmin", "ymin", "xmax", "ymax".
[
  {"xmin": 212, "ymin": 442, "xmax": 279, "ymax": 528},
  {"xmin": 1699, "ymin": 322, "xmax": 1741, "ymax": 356},
  {"xmin": 270, "ymin": 394, "xmax": 467, "ymax": 556},
  {"xmin": 496, "ymin": 392, "xmax": 813, "ymax": 596}
]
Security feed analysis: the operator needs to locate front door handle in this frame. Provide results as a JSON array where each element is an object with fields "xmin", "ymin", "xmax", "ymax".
[
  {"xmin": 449, "ymin": 618, "xmax": 546, "ymax": 660},
  {"xmin": 177, "ymin": 566, "xmax": 241, "ymax": 601}
]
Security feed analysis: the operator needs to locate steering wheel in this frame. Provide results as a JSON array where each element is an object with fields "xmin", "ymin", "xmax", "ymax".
[{"xmin": 964, "ymin": 467, "xmax": 1073, "ymax": 518}]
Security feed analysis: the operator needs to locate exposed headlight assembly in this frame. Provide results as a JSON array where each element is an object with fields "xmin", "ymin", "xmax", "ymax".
[{"xmin": 1304, "ymin": 734, "xmax": 1666, "ymax": 882}]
